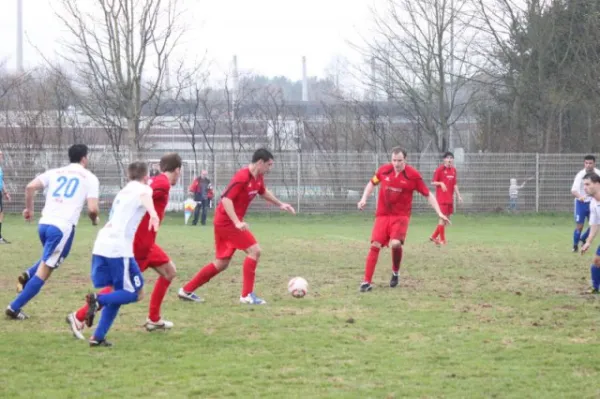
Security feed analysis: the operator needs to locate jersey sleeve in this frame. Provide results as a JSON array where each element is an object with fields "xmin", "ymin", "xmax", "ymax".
[
  {"xmin": 415, "ymin": 173, "xmax": 430, "ymax": 197},
  {"xmin": 36, "ymin": 170, "xmax": 52, "ymax": 188},
  {"xmin": 258, "ymin": 178, "xmax": 266, "ymax": 195},
  {"xmin": 432, "ymin": 167, "xmax": 442, "ymax": 183},
  {"xmin": 221, "ymin": 174, "xmax": 247, "ymax": 200},
  {"xmin": 87, "ymin": 174, "xmax": 100, "ymax": 199},
  {"xmin": 152, "ymin": 176, "xmax": 170, "ymax": 201},
  {"xmin": 591, "ymin": 201, "xmax": 600, "ymax": 225},
  {"xmin": 571, "ymin": 171, "xmax": 583, "ymax": 193},
  {"xmin": 370, "ymin": 167, "xmax": 384, "ymax": 186}
]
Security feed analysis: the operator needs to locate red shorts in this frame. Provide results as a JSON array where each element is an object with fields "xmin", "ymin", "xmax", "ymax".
[
  {"xmin": 214, "ymin": 224, "xmax": 257, "ymax": 259},
  {"xmin": 136, "ymin": 244, "xmax": 170, "ymax": 272},
  {"xmin": 439, "ymin": 203, "xmax": 454, "ymax": 217},
  {"xmin": 371, "ymin": 215, "xmax": 410, "ymax": 246}
]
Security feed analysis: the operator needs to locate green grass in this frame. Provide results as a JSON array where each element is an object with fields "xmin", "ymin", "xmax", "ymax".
[{"xmin": 0, "ymin": 212, "xmax": 599, "ymax": 398}]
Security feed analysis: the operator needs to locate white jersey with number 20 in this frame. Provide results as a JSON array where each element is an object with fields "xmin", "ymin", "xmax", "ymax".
[{"xmin": 37, "ymin": 163, "xmax": 99, "ymax": 227}]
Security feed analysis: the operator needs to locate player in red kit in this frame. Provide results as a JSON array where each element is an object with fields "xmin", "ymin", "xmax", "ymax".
[
  {"xmin": 66, "ymin": 153, "xmax": 182, "ymax": 339},
  {"xmin": 178, "ymin": 148, "xmax": 295, "ymax": 305},
  {"xmin": 357, "ymin": 147, "xmax": 450, "ymax": 292},
  {"xmin": 430, "ymin": 152, "xmax": 463, "ymax": 245}
]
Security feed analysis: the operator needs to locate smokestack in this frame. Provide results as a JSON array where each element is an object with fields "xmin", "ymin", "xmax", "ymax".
[
  {"xmin": 17, "ymin": 0, "xmax": 23, "ymax": 72},
  {"xmin": 302, "ymin": 56, "xmax": 308, "ymax": 102}
]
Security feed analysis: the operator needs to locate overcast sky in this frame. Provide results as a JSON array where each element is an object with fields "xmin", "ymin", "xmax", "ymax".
[{"xmin": 0, "ymin": 0, "xmax": 378, "ymax": 81}]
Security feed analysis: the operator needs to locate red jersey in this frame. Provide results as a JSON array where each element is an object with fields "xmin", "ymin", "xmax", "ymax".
[
  {"xmin": 432, "ymin": 165, "xmax": 457, "ymax": 204},
  {"xmin": 371, "ymin": 164, "xmax": 430, "ymax": 217},
  {"xmin": 133, "ymin": 173, "xmax": 170, "ymax": 258},
  {"xmin": 214, "ymin": 167, "xmax": 266, "ymax": 227}
]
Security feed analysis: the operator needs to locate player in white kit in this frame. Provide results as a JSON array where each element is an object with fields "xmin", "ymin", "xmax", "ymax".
[
  {"xmin": 570, "ymin": 155, "xmax": 600, "ymax": 252},
  {"xmin": 6, "ymin": 144, "xmax": 100, "ymax": 320},
  {"xmin": 84, "ymin": 161, "xmax": 159, "ymax": 347},
  {"xmin": 580, "ymin": 172, "xmax": 600, "ymax": 293}
]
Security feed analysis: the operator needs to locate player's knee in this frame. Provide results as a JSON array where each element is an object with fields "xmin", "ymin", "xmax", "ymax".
[
  {"xmin": 247, "ymin": 244, "xmax": 261, "ymax": 260},
  {"xmin": 370, "ymin": 241, "xmax": 382, "ymax": 249},
  {"xmin": 215, "ymin": 259, "xmax": 230, "ymax": 271},
  {"xmin": 165, "ymin": 262, "xmax": 177, "ymax": 281},
  {"xmin": 593, "ymin": 257, "xmax": 600, "ymax": 268},
  {"xmin": 390, "ymin": 240, "xmax": 402, "ymax": 249},
  {"xmin": 136, "ymin": 289, "xmax": 145, "ymax": 302}
]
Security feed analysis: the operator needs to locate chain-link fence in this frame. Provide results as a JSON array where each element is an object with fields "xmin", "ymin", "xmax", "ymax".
[{"xmin": 0, "ymin": 148, "xmax": 591, "ymax": 214}]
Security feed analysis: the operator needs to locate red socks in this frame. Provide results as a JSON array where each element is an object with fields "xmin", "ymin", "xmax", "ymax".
[
  {"xmin": 148, "ymin": 276, "xmax": 171, "ymax": 322},
  {"xmin": 392, "ymin": 246, "xmax": 403, "ymax": 273},
  {"xmin": 363, "ymin": 246, "xmax": 381, "ymax": 283},
  {"xmin": 75, "ymin": 286, "xmax": 113, "ymax": 322},
  {"xmin": 241, "ymin": 257, "xmax": 258, "ymax": 297},
  {"xmin": 183, "ymin": 263, "xmax": 219, "ymax": 293},
  {"xmin": 439, "ymin": 225, "xmax": 446, "ymax": 242}
]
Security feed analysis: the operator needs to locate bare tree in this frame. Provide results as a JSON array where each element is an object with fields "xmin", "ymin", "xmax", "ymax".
[
  {"xmin": 362, "ymin": 0, "xmax": 480, "ymax": 153},
  {"xmin": 54, "ymin": 0, "xmax": 187, "ymax": 166}
]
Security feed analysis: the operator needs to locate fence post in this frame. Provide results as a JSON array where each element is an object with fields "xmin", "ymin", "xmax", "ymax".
[
  {"xmin": 297, "ymin": 151, "xmax": 301, "ymax": 214},
  {"xmin": 535, "ymin": 153, "xmax": 540, "ymax": 213},
  {"xmin": 213, "ymin": 152, "xmax": 218, "ymax": 197},
  {"xmin": 374, "ymin": 152, "xmax": 379, "ymax": 211}
]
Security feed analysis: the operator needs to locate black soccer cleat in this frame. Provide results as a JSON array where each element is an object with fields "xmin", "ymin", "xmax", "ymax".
[
  {"xmin": 359, "ymin": 282, "xmax": 373, "ymax": 292},
  {"xmin": 5, "ymin": 306, "xmax": 29, "ymax": 320},
  {"xmin": 84, "ymin": 293, "xmax": 99, "ymax": 328},
  {"xmin": 89, "ymin": 338, "xmax": 112, "ymax": 347},
  {"xmin": 573, "ymin": 245, "xmax": 579, "ymax": 253},
  {"xmin": 390, "ymin": 273, "xmax": 399, "ymax": 288},
  {"xmin": 16, "ymin": 272, "xmax": 29, "ymax": 293}
]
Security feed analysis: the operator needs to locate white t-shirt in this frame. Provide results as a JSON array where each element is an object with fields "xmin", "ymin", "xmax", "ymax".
[
  {"xmin": 92, "ymin": 180, "xmax": 152, "ymax": 258},
  {"xmin": 572, "ymin": 168, "xmax": 600, "ymax": 202},
  {"xmin": 590, "ymin": 198, "xmax": 600, "ymax": 225},
  {"xmin": 37, "ymin": 163, "xmax": 99, "ymax": 227}
]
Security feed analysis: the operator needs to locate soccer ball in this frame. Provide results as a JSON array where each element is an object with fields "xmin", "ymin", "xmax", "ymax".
[{"xmin": 288, "ymin": 277, "xmax": 308, "ymax": 298}]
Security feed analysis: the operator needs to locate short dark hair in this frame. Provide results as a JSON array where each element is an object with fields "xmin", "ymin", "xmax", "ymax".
[
  {"xmin": 252, "ymin": 148, "xmax": 274, "ymax": 163},
  {"xmin": 443, "ymin": 151, "xmax": 454, "ymax": 159},
  {"xmin": 68, "ymin": 144, "xmax": 88, "ymax": 163},
  {"xmin": 584, "ymin": 173, "xmax": 600, "ymax": 184},
  {"xmin": 160, "ymin": 152, "xmax": 182, "ymax": 172},
  {"xmin": 391, "ymin": 147, "xmax": 407, "ymax": 158},
  {"xmin": 584, "ymin": 155, "xmax": 596, "ymax": 162},
  {"xmin": 128, "ymin": 161, "xmax": 148, "ymax": 181}
]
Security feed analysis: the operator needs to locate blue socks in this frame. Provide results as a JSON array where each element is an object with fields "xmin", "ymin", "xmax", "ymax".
[
  {"xmin": 98, "ymin": 290, "xmax": 138, "ymax": 306},
  {"xmin": 591, "ymin": 265, "xmax": 600, "ymax": 291},
  {"xmin": 574, "ymin": 229, "xmax": 582, "ymax": 246},
  {"xmin": 581, "ymin": 228, "xmax": 590, "ymax": 243},
  {"xmin": 93, "ymin": 304, "xmax": 120, "ymax": 341},
  {"xmin": 10, "ymin": 276, "xmax": 45, "ymax": 312},
  {"xmin": 27, "ymin": 260, "xmax": 41, "ymax": 279}
]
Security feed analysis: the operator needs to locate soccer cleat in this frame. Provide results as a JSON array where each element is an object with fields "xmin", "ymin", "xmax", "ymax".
[
  {"xmin": 429, "ymin": 237, "xmax": 441, "ymax": 246},
  {"xmin": 66, "ymin": 312, "xmax": 86, "ymax": 340},
  {"xmin": 585, "ymin": 288, "xmax": 599, "ymax": 295},
  {"xmin": 89, "ymin": 338, "xmax": 112, "ymax": 347},
  {"xmin": 144, "ymin": 318, "xmax": 174, "ymax": 331},
  {"xmin": 16, "ymin": 272, "xmax": 29, "ymax": 293},
  {"xmin": 439, "ymin": 240, "xmax": 447, "ymax": 245},
  {"xmin": 0, "ymin": 237, "xmax": 10, "ymax": 244},
  {"xmin": 5, "ymin": 306, "xmax": 29, "ymax": 320},
  {"xmin": 359, "ymin": 282, "xmax": 373, "ymax": 292},
  {"xmin": 239, "ymin": 292, "xmax": 267, "ymax": 305},
  {"xmin": 390, "ymin": 273, "xmax": 399, "ymax": 288},
  {"xmin": 573, "ymin": 245, "xmax": 579, "ymax": 253},
  {"xmin": 177, "ymin": 288, "xmax": 204, "ymax": 303},
  {"xmin": 84, "ymin": 293, "xmax": 99, "ymax": 328}
]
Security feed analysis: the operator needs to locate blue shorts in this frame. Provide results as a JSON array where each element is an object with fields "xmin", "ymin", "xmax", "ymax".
[
  {"xmin": 596, "ymin": 246, "xmax": 600, "ymax": 257},
  {"xmin": 574, "ymin": 200, "xmax": 590, "ymax": 224},
  {"xmin": 91, "ymin": 255, "xmax": 144, "ymax": 293},
  {"xmin": 39, "ymin": 224, "xmax": 75, "ymax": 268}
]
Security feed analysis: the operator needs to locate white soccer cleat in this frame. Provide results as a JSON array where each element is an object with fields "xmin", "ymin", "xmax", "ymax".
[
  {"xmin": 144, "ymin": 318, "xmax": 174, "ymax": 331},
  {"xmin": 177, "ymin": 287, "xmax": 204, "ymax": 303},
  {"xmin": 239, "ymin": 292, "xmax": 267, "ymax": 305},
  {"xmin": 66, "ymin": 312, "xmax": 85, "ymax": 340}
]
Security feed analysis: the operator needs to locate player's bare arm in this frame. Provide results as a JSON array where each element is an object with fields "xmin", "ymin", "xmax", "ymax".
[
  {"xmin": 22, "ymin": 178, "xmax": 44, "ymax": 221},
  {"xmin": 261, "ymin": 189, "xmax": 296, "ymax": 214},
  {"xmin": 454, "ymin": 185, "xmax": 463, "ymax": 203},
  {"xmin": 221, "ymin": 197, "xmax": 248, "ymax": 230},
  {"xmin": 87, "ymin": 198, "xmax": 100, "ymax": 225},
  {"xmin": 358, "ymin": 181, "xmax": 376, "ymax": 210},
  {"xmin": 581, "ymin": 224, "xmax": 598, "ymax": 254},
  {"xmin": 572, "ymin": 188, "xmax": 585, "ymax": 202},
  {"xmin": 140, "ymin": 192, "xmax": 160, "ymax": 232},
  {"xmin": 427, "ymin": 193, "xmax": 450, "ymax": 224},
  {"xmin": 432, "ymin": 181, "xmax": 447, "ymax": 192}
]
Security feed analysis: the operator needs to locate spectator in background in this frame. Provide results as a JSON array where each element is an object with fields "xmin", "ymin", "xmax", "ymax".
[
  {"xmin": 149, "ymin": 163, "xmax": 161, "ymax": 177},
  {"xmin": 188, "ymin": 170, "xmax": 213, "ymax": 226},
  {"xmin": 0, "ymin": 151, "xmax": 11, "ymax": 244},
  {"xmin": 508, "ymin": 177, "xmax": 533, "ymax": 212}
]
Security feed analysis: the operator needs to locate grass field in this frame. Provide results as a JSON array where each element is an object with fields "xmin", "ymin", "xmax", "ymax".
[{"xmin": 1, "ymin": 212, "xmax": 599, "ymax": 398}]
